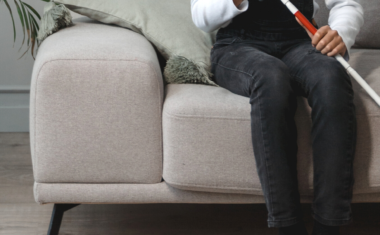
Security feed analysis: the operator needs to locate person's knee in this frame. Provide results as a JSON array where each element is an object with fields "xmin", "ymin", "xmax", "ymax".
[
  {"xmin": 247, "ymin": 58, "xmax": 295, "ymax": 110},
  {"xmin": 251, "ymin": 56, "xmax": 289, "ymax": 78},
  {"xmin": 247, "ymin": 57, "xmax": 292, "ymax": 92},
  {"xmin": 309, "ymin": 60, "xmax": 354, "ymax": 109}
]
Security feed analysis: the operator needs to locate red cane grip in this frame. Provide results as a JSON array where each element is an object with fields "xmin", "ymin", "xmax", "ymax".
[{"xmin": 295, "ymin": 11, "xmax": 318, "ymax": 35}]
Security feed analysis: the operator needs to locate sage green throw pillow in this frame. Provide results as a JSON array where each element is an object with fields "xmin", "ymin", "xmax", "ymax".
[{"xmin": 52, "ymin": 0, "xmax": 219, "ymax": 87}]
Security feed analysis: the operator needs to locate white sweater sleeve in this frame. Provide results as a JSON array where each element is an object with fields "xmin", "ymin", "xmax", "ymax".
[
  {"xmin": 325, "ymin": 0, "xmax": 364, "ymax": 61},
  {"xmin": 191, "ymin": 0, "xmax": 249, "ymax": 33},
  {"xmin": 190, "ymin": 0, "xmax": 364, "ymax": 62}
]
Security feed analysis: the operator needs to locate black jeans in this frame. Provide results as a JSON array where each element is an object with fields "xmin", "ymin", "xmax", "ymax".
[{"xmin": 210, "ymin": 30, "xmax": 357, "ymax": 228}]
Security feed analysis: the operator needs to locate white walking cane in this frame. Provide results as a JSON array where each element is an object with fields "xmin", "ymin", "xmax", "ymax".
[{"xmin": 280, "ymin": 0, "xmax": 380, "ymax": 107}]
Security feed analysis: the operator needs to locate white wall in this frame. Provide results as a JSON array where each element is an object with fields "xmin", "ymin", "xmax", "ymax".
[{"xmin": 0, "ymin": 1, "xmax": 81, "ymax": 132}]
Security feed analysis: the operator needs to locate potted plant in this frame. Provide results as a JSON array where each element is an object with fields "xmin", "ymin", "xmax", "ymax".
[{"xmin": 2, "ymin": 0, "xmax": 72, "ymax": 60}]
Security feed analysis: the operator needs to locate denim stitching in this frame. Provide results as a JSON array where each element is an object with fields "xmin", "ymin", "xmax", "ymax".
[
  {"xmin": 268, "ymin": 216, "xmax": 300, "ymax": 222},
  {"xmin": 290, "ymin": 73, "xmax": 310, "ymax": 96},
  {"xmin": 212, "ymin": 58, "xmax": 274, "ymax": 216},
  {"xmin": 214, "ymin": 38, "xmax": 235, "ymax": 45},
  {"xmin": 268, "ymin": 217, "xmax": 301, "ymax": 228},
  {"xmin": 211, "ymin": 62, "xmax": 255, "ymax": 79},
  {"xmin": 350, "ymin": 101, "xmax": 357, "ymax": 196},
  {"xmin": 257, "ymin": 81, "xmax": 274, "ymax": 218},
  {"xmin": 344, "ymin": 105, "xmax": 352, "ymax": 214},
  {"xmin": 214, "ymin": 36, "xmax": 239, "ymax": 45},
  {"xmin": 345, "ymin": 92, "xmax": 356, "ymax": 215},
  {"xmin": 212, "ymin": 37, "xmax": 240, "ymax": 54},
  {"xmin": 313, "ymin": 210, "xmax": 352, "ymax": 221}
]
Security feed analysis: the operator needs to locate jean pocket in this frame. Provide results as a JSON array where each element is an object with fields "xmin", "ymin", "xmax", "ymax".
[
  {"xmin": 308, "ymin": 47, "xmax": 322, "ymax": 54},
  {"xmin": 211, "ymin": 36, "xmax": 240, "ymax": 52}
]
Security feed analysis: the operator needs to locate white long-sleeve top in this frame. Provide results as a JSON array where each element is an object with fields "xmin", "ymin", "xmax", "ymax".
[{"xmin": 191, "ymin": 0, "xmax": 364, "ymax": 61}]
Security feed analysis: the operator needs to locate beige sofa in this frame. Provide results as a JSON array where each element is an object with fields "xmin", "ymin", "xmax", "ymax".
[{"xmin": 29, "ymin": 2, "xmax": 380, "ymax": 234}]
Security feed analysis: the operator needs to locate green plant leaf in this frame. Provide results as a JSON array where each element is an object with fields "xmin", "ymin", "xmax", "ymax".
[
  {"xmin": 29, "ymin": 13, "xmax": 37, "ymax": 60},
  {"xmin": 17, "ymin": 40, "xmax": 31, "ymax": 60},
  {"xmin": 29, "ymin": 9, "xmax": 40, "ymax": 58},
  {"xmin": 3, "ymin": 0, "xmax": 17, "ymax": 46},
  {"xmin": 13, "ymin": 0, "xmax": 26, "ymax": 52},
  {"xmin": 23, "ymin": 3, "xmax": 31, "ymax": 47},
  {"xmin": 19, "ymin": 0, "xmax": 30, "ymax": 48},
  {"xmin": 18, "ymin": 10, "xmax": 37, "ymax": 60},
  {"xmin": 22, "ymin": 1, "xmax": 41, "ymax": 20},
  {"xmin": 29, "ymin": 11, "xmax": 39, "ymax": 32}
]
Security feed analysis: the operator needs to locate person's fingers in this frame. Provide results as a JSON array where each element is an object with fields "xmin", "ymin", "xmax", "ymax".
[
  {"xmin": 327, "ymin": 43, "xmax": 346, "ymax": 57},
  {"xmin": 312, "ymin": 26, "xmax": 329, "ymax": 47},
  {"xmin": 315, "ymin": 30, "xmax": 335, "ymax": 52},
  {"xmin": 293, "ymin": 19, "xmax": 346, "ymax": 57},
  {"xmin": 321, "ymin": 39, "xmax": 339, "ymax": 55},
  {"xmin": 320, "ymin": 34, "xmax": 340, "ymax": 54},
  {"xmin": 295, "ymin": 17, "xmax": 314, "ymax": 39}
]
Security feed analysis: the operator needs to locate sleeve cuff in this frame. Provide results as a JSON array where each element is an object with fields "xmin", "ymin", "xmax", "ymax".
[
  {"xmin": 330, "ymin": 26, "xmax": 352, "ymax": 62},
  {"xmin": 343, "ymin": 48, "xmax": 350, "ymax": 62},
  {"xmin": 229, "ymin": 0, "xmax": 249, "ymax": 13}
]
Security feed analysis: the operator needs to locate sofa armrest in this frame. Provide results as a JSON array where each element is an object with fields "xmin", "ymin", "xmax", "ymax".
[{"xmin": 29, "ymin": 17, "xmax": 164, "ymax": 184}]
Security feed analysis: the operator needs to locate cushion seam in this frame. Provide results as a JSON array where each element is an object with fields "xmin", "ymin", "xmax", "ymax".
[
  {"xmin": 164, "ymin": 178, "xmax": 263, "ymax": 192},
  {"xmin": 163, "ymin": 109, "xmax": 251, "ymax": 121},
  {"xmin": 163, "ymin": 108, "xmax": 379, "ymax": 119}
]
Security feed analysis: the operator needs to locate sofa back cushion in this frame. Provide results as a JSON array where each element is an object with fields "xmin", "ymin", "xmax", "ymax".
[
  {"xmin": 314, "ymin": 0, "xmax": 380, "ymax": 49},
  {"xmin": 53, "ymin": 0, "xmax": 219, "ymax": 87}
]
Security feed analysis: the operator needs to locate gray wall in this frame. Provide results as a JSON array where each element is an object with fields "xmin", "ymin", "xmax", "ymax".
[{"xmin": 0, "ymin": 1, "xmax": 80, "ymax": 132}]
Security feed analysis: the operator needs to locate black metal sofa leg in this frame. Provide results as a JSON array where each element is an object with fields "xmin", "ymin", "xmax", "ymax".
[{"xmin": 47, "ymin": 204, "xmax": 80, "ymax": 235}]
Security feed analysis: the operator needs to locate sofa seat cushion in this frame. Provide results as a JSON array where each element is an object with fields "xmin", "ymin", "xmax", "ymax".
[{"xmin": 162, "ymin": 48, "xmax": 380, "ymax": 195}]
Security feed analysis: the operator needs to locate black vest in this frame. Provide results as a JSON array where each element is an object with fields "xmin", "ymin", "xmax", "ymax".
[{"xmin": 218, "ymin": 0, "xmax": 315, "ymax": 40}]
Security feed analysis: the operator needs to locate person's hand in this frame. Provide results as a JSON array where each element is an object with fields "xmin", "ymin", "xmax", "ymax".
[{"xmin": 296, "ymin": 17, "xmax": 347, "ymax": 57}]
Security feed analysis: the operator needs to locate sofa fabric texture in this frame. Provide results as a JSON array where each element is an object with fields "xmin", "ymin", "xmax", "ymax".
[
  {"xmin": 162, "ymin": 47, "xmax": 380, "ymax": 195},
  {"xmin": 30, "ymin": 19, "xmax": 164, "ymax": 183}
]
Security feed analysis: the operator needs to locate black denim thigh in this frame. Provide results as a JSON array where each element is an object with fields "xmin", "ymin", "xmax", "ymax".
[
  {"xmin": 280, "ymin": 40, "xmax": 353, "ymax": 99},
  {"xmin": 210, "ymin": 39, "xmax": 280, "ymax": 98}
]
